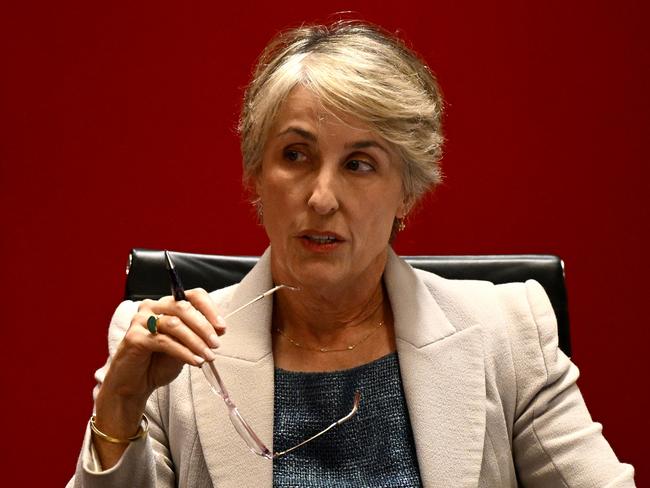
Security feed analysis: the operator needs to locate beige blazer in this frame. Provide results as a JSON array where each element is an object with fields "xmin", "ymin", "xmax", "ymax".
[{"xmin": 70, "ymin": 248, "xmax": 635, "ymax": 487}]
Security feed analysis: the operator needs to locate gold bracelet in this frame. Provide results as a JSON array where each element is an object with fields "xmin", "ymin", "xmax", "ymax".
[{"xmin": 90, "ymin": 415, "xmax": 149, "ymax": 444}]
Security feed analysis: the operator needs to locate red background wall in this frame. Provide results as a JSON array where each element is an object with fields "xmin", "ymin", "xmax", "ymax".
[{"xmin": 1, "ymin": 1, "xmax": 648, "ymax": 485}]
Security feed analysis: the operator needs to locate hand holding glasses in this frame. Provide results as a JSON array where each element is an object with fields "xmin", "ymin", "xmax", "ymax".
[{"xmin": 164, "ymin": 251, "xmax": 361, "ymax": 459}]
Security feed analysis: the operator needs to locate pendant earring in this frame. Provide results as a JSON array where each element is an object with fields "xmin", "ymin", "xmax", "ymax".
[{"xmin": 396, "ymin": 217, "xmax": 406, "ymax": 232}]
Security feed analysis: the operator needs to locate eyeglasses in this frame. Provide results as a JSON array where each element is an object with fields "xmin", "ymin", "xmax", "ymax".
[{"xmin": 201, "ymin": 284, "xmax": 361, "ymax": 459}]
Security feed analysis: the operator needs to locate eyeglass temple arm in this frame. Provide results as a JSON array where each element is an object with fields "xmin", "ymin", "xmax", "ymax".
[
  {"xmin": 204, "ymin": 357, "xmax": 274, "ymax": 458},
  {"xmin": 205, "ymin": 361, "xmax": 233, "ymax": 402},
  {"xmin": 207, "ymin": 284, "xmax": 300, "ymax": 402},
  {"xmin": 208, "ymin": 284, "xmax": 299, "ymax": 405},
  {"xmin": 224, "ymin": 284, "xmax": 299, "ymax": 319},
  {"xmin": 272, "ymin": 391, "xmax": 361, "ymax": 459}
]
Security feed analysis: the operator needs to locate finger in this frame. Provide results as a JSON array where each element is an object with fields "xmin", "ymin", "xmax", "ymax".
[
  {"xmin": 184, "ymin": 288, "xmax": 227, "ymax": 335},
  {"xmin": 137, "ymin": 298, "xmax": 159, "ymax": 315},
  {"xmin": 144, "ymin": 313, "xmax": 218, "ymax": 362},
  {"xmin": 123, "ymin": 318, "xmax": 206, "ymax": 369},
  {"xmin": 150, "ymin": 294, "xmax": 223, "ymax": 347},
  {"xmin": 135, "ymin": 325, "xmax": 208, "ymax": 367}
]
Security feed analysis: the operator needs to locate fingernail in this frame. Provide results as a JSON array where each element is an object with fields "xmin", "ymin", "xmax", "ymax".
[
  {"xmin": 217, "ymin": 315, "xmax": 227, "ymax": 328},
  {"xmin": 203, "ymin": 347, "xmax": 217, "ymax": 361},
  {"xmin": 208, "ymin": 333, "xmax": 220, "ymax": 348},
  {"xmin": 193, "ymin": 355, "xmax": 205, "ymax": 366}
]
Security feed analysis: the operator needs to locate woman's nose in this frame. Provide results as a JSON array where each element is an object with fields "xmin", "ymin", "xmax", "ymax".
[{"xmin": 307, "ymin": 169, "xmax": 339, "ymax": 215}]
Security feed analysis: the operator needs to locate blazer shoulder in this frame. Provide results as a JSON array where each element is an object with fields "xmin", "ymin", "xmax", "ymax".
[
  {"xmin": 493, "ymin": 279, "xmax": 561, "ymax": 376},
  {"xmin": 415, "ymin": 268, "xmax": 558, "ymax": 349},
  {"xmin": 414, "ymin": 269, "xmax": 567, "ymax": 411},
  {"xmin": 413, "ymin": 269, "xmax": 559, "ymax": 379},
  {"xmin": 413, "ymin": 268, "xmax": 510, "ymax": 334}
]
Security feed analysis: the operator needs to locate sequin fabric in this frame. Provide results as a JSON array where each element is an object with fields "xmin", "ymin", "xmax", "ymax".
[{"xmin": 273, "ymin": 353, "xmax": 422, "ymax": 487}]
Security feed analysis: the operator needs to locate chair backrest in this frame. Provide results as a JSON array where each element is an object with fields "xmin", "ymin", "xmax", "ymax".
[{"xmin": 125, "ymin": 249, "xmax": 571, "ymax": 356}]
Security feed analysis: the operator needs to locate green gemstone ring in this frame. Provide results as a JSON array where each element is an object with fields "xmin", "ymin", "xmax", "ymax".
[{"xmin": 147, "ymin": 315, "xmax": 159, "ymax": 334}]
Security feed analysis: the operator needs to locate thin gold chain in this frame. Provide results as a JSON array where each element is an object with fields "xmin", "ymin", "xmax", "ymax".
[{"xmin": 275, "ymin": 320, "xmax": 385, "ymax": 353}]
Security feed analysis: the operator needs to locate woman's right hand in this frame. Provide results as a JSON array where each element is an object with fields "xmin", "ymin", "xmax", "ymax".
[{"xmin": 92, "ymin": 288, "xmax": 226, "ymax": 467}]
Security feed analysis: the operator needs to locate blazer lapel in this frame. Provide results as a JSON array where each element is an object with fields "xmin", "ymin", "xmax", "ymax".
[
  {"xmin": 191, "ymin": 249, "xmax": 276, "ymax": 488},
  {"xmin": 385, "ymin": 250, "xmax": 486, "ymax": 488}
]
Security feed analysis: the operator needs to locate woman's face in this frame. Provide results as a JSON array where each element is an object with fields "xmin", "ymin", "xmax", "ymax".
[{"xmin": 256, "ymin": 86, "xmax": 410, "ymax": 292}]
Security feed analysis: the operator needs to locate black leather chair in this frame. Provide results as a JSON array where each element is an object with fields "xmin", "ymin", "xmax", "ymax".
[{"xmin": 125, "ymin": 249, "xmax": 571, "ymax": 356}]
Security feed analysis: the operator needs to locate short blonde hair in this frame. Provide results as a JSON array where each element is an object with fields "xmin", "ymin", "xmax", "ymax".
[{"xmin": 239, "ymin": 21, "xmax": 444, "ymax": 202}]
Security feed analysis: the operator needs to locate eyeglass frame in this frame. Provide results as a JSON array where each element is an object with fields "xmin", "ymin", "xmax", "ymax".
[{"xmin": 200, "ymin": 284, "xmax": 361, "ymax": 460}]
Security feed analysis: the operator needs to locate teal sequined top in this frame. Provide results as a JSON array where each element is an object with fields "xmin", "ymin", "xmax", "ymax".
[{"xmin": 273, "ymin": 353, "xmax": 422, "ymax": 487}]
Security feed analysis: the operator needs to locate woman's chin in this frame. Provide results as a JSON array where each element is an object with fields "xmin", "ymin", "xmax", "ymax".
[
  {"xmin": 271, "ymin": 243, "xmax": 389, "ymax": 295},
  {"xmin": 291, "ymin": 263, "xmax": 350, "ymax": 291}
]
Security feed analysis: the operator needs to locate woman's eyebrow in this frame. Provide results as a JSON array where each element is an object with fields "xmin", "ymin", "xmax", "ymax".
[
  {"xmin": 345, "ymin": 140, "xmax": 390, "ymax": 156},
  {"xmin": 277, "ymin": 126, "xmax": 316, "ymax": 142}
]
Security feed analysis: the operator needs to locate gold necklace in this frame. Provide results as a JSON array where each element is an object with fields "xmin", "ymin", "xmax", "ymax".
[{"xmin": 275, "ymin": 320, "xmax": 385, "ymax": 353}]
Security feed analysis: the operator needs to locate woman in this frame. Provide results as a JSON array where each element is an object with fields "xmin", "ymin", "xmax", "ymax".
[{"xmin": 69, "ymin": 22, "xmax": 635, "ymax": 487}]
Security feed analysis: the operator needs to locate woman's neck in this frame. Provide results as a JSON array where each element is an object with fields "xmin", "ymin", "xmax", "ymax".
[
  {"xmin": 270, "ymin": 266, "xmax": 397, "ymax": 372},
  {"xmin": 273, "ymin": 279, "xmax": 386, "ymax": 338}
]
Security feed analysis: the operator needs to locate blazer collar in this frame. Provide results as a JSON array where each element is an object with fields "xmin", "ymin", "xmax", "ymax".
[
  {"xmin": 384, "ymin": 249, "xmax": 457, "ymax": 347},
  {"xmin": 386, "ymin": 248, "xmax": 486, "ymax": 487},
  {"xmin": 191, "ymin": 247, "xmax": 486, "ymax": 488}
]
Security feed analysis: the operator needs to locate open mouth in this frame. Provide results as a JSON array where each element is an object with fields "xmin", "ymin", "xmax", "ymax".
[
  {"xmin": 297, "ymin": 231, "xmax": 344, "ymax": 249},
  {"xmin": 302, "ymin": 235, "xmax": 340, "ymax": 244}
]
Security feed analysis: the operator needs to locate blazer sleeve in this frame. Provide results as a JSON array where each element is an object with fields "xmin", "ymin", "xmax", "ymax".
[
  {"xmin": 67, "ymin": 300, "xmax": 176, "ymax": 488},
  {"xmin": 498, "ymin": 280, "xmax": 635, "ymax": 487}
]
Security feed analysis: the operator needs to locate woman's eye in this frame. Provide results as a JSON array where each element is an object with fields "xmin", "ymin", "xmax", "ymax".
[
  {"xmin": 345, "ymin": 159, "xmax": 375, "ymax": 172},
  {"xmin": 283, "ymin": 149, "xmax": 306, "ymax": 162}
]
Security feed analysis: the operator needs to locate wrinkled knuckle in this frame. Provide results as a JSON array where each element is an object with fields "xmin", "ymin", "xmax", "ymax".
[
  {"xmin": 166, "ymin": 316, "xmax": 182, "ymax": 329},
  {"xmin": 122, "ymin": 329, "xmax": 143, "ymax": 348},
  {"xmin": 193, "ymin": 287, "xmax": 209, "ymax": 298},
  {"xmin": 153, "ymin": 333, "xmax": 168, "ymax": 348},
  {"xmin": 122, "ymin": 329, "xmax": 136, "ymax": 344},
  {"xmin": 187, "ymin": 288, "xmax": 209, "ymax": 306},
  {"xmin": 139, "ymin": 299, "xmax": 154, "ymax": 311},
  {"xmin": 177, "ymin": 300, "xmax": 193, "ymax": 312},
  {"xmin": 131, "ymin": 312, "xmax": 147, "ymax": 327}
]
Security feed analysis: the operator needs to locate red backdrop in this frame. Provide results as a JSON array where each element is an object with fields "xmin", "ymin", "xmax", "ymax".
[{"xmin": 1, "ymin": 1, "xmax": 648, "ymax": 485}]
